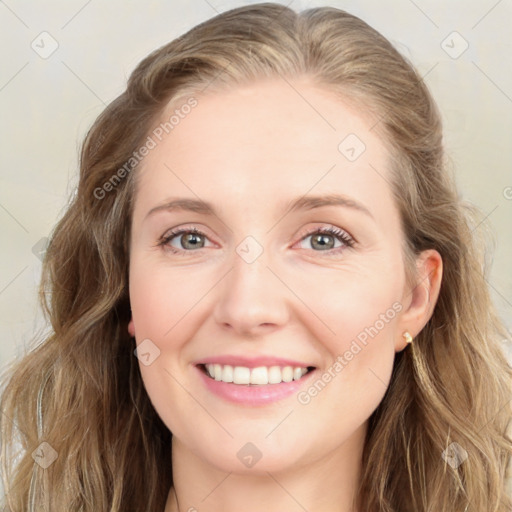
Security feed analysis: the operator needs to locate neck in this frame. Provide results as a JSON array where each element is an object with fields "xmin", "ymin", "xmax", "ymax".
[{"xmin": 165, "ymin": 423, "xmax": 366, "ymax": 512}]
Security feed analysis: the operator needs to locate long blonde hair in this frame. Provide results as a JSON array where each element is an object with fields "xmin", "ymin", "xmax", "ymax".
[{"xmin": 1, "ymin": 3, "xmax": 511, "ymax": 511}]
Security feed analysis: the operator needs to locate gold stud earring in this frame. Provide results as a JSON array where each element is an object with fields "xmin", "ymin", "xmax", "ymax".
[{"xmin": 403, "ymin": 331, "xmax": 413, "ymax": 344}]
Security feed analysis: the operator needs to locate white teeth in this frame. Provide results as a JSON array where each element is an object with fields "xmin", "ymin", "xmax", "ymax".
[
  {"xmin": 233, "ymin": 366, "xmax": 250, "ymax": 384},
  {"xmin": 293, "ymin": 367, "xmax": 303, "ymax": 380},
  {"xmin": 205, "ymin": 364, "xmax": 310, "ymax": 385},
  {"xmin": 250, "ymin": 366, "xmax": 268, "ymax": 385},
  {"xmin": 282, "ymin": 366, "xmax": 294, "ymax": 382},
  {"xmin": 222, "ymin": 364, "xmax": 233, "ymax": 383},
  {"xmin": 268, "ymin": 366, "xmax": 282, "ymax": 384}
]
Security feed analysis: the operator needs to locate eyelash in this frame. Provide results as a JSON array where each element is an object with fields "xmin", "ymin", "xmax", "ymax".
[{"xmin": 157, "ymin": 225, "xmax": 355, "ymax": 256}]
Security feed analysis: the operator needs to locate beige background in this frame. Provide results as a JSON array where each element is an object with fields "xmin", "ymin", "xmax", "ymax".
[{"xmin": 1, "ymin": 0, "xmax": 511, "ymax": 369}]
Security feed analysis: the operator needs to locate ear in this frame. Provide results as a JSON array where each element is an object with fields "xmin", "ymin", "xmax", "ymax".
[
  {"xmin": 128, "ymin": 317, "xmax": 136, "ymax": 337},
  {"xmin": 396, "ymin": 249, "xmax": 443, "ymax": 351}
]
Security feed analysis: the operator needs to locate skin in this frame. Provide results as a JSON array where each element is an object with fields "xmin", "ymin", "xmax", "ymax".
[{"xmin": 127, "ymin": 77, "xmax": 442, "ymax": 512}]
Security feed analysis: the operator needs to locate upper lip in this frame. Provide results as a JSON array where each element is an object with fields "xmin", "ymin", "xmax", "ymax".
[{"xmin": 194, "ymin": 355, "xmax": 315, "ymax": 369}]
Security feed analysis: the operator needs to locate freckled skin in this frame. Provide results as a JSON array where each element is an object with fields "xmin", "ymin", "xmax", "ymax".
[{"xmin": 128, "ymin": 78, "xmax": 442, "ymax": 512}]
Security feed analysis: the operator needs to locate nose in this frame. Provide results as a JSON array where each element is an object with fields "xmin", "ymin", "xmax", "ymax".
[{"xmin": 212, "ymin": 248, "xmax": 290, "ymax": 337}]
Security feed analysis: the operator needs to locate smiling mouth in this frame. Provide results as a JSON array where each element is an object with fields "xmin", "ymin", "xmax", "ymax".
[{"xmin": 198, "ymin": 364, "xmax": 316, "ymax": 385}]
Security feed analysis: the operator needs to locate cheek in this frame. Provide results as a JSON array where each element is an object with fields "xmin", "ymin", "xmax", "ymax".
[
  {"xmin": 128, "ymin": 256, "xmax": 205, "ymax": 337},
  {"xmin": 293, "ymin": 259, "xmax": 403, "ymax": 412},
  {"xmin": 128, "ymin": 259, "xmax": 202, "ymax": 432},
  {"xmin": 292, "ymin": 262, "xmax": 404, "ymax": 354},
  {"xmin": 129, "ymin": 246, "xmax": 405, "ymax": 358},
  {"xmin": 294, "ymin": 306, "xmax": 398, "ymax": 453},
  {"xmin": 127, "ymin": 251, "xmax": 403, "ymax": 467},
  {"xmin": 128, "ymin": 258, "xmax": 213, "ymax": 406}
]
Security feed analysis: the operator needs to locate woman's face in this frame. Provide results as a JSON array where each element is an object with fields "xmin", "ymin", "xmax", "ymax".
[{"xmin": 129, "ymin": 78, "xmax": 416, "ymax": 473}]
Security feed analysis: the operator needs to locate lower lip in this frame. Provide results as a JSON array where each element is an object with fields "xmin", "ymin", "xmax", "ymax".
[{"xmin": 196, "ymin": 366, "xmax": 315, "ymax": 406}]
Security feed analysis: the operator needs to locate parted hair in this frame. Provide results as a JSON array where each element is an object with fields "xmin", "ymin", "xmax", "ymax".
[{"xmin": 1, "ymin": 3, "xmax": 511, "ymax": 511}]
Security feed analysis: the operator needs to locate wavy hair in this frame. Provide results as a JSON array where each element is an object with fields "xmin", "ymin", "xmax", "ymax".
[{"xmin": 1, "ymin": 3, "xmax": 511, "ymax": 511}]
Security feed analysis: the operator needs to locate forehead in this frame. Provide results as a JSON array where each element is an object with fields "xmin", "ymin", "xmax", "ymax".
[
  {"xmin": 157, "ymin": 78, "xmax": 381, "ymax": 159},
  {"xmin": 132, "ymin": 78, "xmax": 396, "ymax": 223}
]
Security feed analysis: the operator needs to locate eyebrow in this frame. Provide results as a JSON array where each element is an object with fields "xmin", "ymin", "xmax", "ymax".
[{"xmin": 144, "ymin": 193, "xmax": 374, "ymax": 220}]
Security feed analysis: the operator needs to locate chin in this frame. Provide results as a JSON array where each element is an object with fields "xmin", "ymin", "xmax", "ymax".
[{"xmin": 190, "ymin": 435, "xmax": 311, "ymax": 475}]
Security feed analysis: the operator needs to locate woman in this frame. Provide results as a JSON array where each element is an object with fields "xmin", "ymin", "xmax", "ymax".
[{"xmin": 1, "ymin": 3, "xmax": 511, "ymax": 511}]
